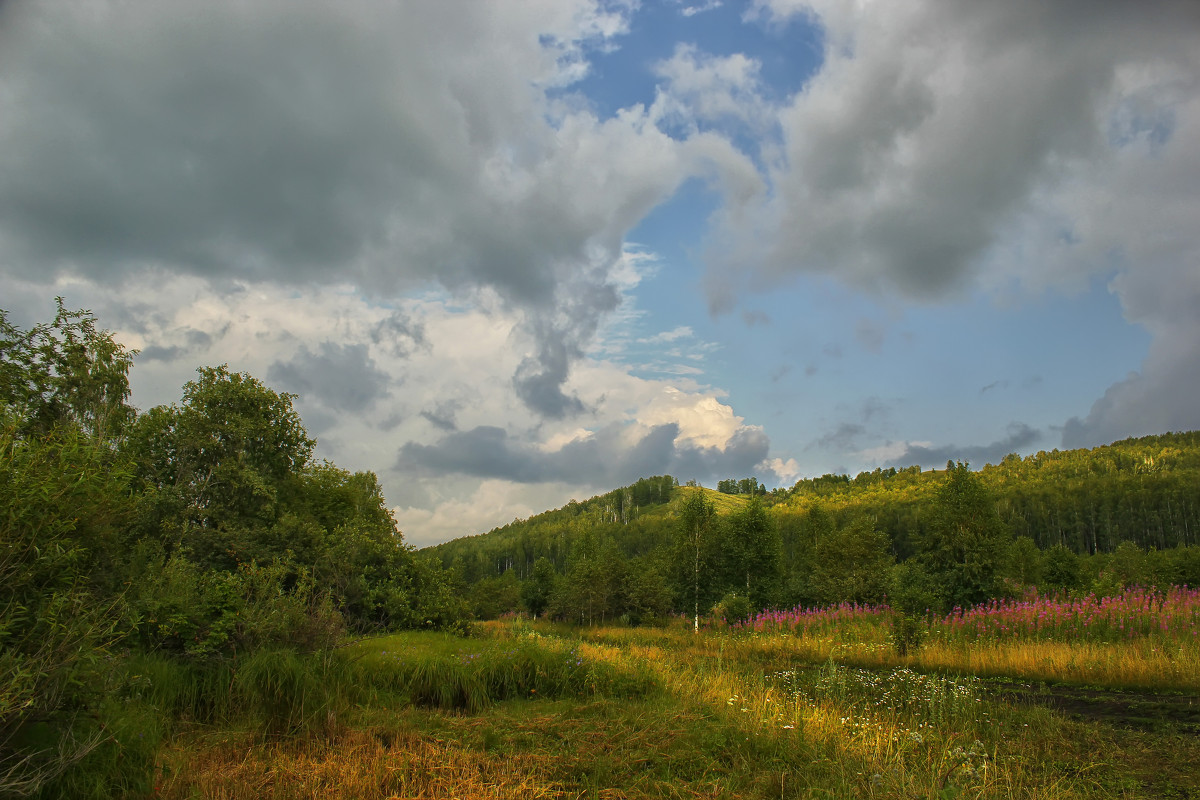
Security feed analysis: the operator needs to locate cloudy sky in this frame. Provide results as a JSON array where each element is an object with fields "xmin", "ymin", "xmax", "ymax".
[{"xmin": 2, "ymin": 0, "xmax": 1198, "ymax": 546}]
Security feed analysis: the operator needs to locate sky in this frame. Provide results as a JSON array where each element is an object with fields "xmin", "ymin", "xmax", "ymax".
[{"xmin": 1, "ymin": 0, "xmax": 1198, "ymax": 547}]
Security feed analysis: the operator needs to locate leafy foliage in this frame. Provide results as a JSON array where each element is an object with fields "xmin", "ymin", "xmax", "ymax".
[
  {"xmin": 1, "ymin": 304, "xmax": 467, "ymax": 797},
  {"xmin": 918, "ymin": 462, "xmax": 1008, "ymax": 611}
]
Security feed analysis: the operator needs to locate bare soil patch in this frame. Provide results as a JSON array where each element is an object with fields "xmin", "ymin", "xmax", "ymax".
[{"xmin": 980, "ymin": 678, "xmax": 1200, "ymax": 734}]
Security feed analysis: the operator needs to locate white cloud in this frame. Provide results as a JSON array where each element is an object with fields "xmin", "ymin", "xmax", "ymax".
[
  {"xmin": 3, "ymin": 262, "xmax": 789, "ymax": 543},
  {"xmin": 759, "ymin": 456, "xmax": 802, "ymax": 484},
  {"xmin": 651, "ymin": 44, "xmax": 768, "ymax": 131}
]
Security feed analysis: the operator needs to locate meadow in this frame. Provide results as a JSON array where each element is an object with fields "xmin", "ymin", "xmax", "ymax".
[{"xmin": 155, "ymin": 585, "xmax": 1200, "ymax": 799}]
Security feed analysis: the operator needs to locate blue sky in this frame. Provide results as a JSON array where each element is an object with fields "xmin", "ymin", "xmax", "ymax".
[{"xmin": 1, "ymin": 0, "xmax": 1197, "ymax": 546}]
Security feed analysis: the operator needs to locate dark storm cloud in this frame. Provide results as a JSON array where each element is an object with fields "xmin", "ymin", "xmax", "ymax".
[
  {"xmin": 399, "ymin": 422, "xmax": 773, "ymax": 488},
  {"xmin": 420, "ymin": 401, "xmax": 462, "ymax": 433},
  {"xmin": 1061, "ymin": 324, "xmax": 1200, "ymax": 450},
  {"xmin": 0, "ymin": 1, "xmax": 686, "ymax": 419},
  {"xmin": 370, "ymin": 311, "xmax": 427, "ymax": 359},
  {"xmin": 738, "ymin": 0, "xmax": 1200, "ymax": 460},
  {"xmin": 268, "ymin": 341, "xmax": 389, "ymax": 413},
  {"xmin": 881, "ymin": 423, "xmax": 1043, "ymax": 470},
  {"xmin": 134, "ymin": 327, "xmax": 214, "ymax": 363},
  {"xmin": 730, "ymin": 0, "xmax": 1200, "ymax": 299},
  {"xmin": 138, "ymin": 345, "xmax": 184, "ymax": 363}
]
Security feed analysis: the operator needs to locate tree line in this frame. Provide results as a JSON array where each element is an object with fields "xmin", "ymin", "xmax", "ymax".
[{"xmin": 430, "ymin": 436, "xmax": 1200, "ymax": 623}]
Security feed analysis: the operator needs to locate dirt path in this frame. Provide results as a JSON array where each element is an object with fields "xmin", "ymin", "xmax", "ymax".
[{"xmin": 979, "ymin": 679, "xmax": 1200, "ymax": 733}]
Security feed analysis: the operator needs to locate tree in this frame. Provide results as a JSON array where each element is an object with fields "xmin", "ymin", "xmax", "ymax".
[
  {"xmin": 918, "ymin": 462, "xmax": 1008, "ymax": 611},
  {"xmin": 1, "ymin": 304, "xmax": 141, "ymax": 796},
  {"xmin": 809, "ymin": 517, "xmax": 894, "ymax": 605},
  {"xmin": 1042, "ymin": 545, "xmax": 1082, "ymax": 594},
  {"xmin": 126, "ymin": 365, "xmax": 315, "ymax": 570},
  {"xmin": 0, "ymin": 299, "xmax": 136, "ymax": 442},
  {"xmin": 521, "ymin": 557, "xmax": 558, "ymax": 618},
  {"xmin": 550, "ymin": 532, "xmax": 626, "ymax": 625},
  {"xmin": 1003, "ymin": 536, "xmax": 1043, "ymax": 589},
  {"xmin": 622, "ymin": 554, "xmax": 672, "ymax": 625},
  {"xmin": 723, "ymin": 495, "xmax": 782, "ymax": 608},
  {"xmin": 675, "ymin": 490, "xmax": 717, "ymax": 632}
]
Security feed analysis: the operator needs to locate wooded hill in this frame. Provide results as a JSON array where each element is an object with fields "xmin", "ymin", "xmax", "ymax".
[{"xmin": 426, "ymin": 431, "xmax": 1200, "ymax": 620}]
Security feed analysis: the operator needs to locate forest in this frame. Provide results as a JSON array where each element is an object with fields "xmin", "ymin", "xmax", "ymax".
[
  {"xmin": 3, "ymin": 303, "xmax": 1199, "ymax": 798},
  {"xmin": 428, "ymin": 431, "xmax": 1200, "ymax": 624}
]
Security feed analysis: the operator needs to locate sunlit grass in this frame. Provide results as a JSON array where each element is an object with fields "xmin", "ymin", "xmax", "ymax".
[{"xmin": 157, "ymin": 592, "xmax": 1200, "ymax": 799}]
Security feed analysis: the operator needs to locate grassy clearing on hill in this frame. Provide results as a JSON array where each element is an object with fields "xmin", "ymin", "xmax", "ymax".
[{"xmin": 158, "ymin": 594, "xmax": 1200, "ymax": 800}]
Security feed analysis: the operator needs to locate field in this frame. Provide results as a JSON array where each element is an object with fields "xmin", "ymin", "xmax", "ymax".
[{"xmin": 156, "ymin": 587, "xmax": 1200, "ymax": 799}]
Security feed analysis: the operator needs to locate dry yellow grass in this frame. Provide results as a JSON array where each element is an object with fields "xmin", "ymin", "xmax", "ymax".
[
  {"xmin": 911, "ymin": 638, "xmax": 1200, "ymax": 690},
  {"xmin": 158, "ymin": 728, "xmax": 565, "ymax": 800}
]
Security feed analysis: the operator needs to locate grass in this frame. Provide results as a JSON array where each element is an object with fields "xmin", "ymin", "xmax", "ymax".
[{"xmin": 154, "ymin": 590, "xmax": 1200, "ymax": 799}]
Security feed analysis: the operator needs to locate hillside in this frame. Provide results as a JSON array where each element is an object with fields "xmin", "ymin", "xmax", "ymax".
[{"xmin": 425, "ymin": 431, "xmax": 1200, "ymax": 619}]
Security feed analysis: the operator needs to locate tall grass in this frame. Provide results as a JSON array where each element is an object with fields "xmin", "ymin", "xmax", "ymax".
[
  {"xmin": 157, "ymin": 617, "xmax": 1198, "ymax": 800},
  {"xmin": 347, "ymin": 631, "xmax": 659, "ymax": 711}
]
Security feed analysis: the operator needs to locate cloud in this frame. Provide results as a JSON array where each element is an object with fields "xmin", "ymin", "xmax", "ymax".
[
  {"xmin": 814, "ymin": 422, "xmax": 865, "ymax": 451},
  {"xmin": 727, "ymin": 0, "xmax": 1198, "ymax": 295},
  {"xmin": 651, "ymin": 44, "xmax": 768, "ymax": 132},
  {"xmin": 862, "ymin": 422, "xmax": 1043, "ymax": 470},
  {"xmin": 399, "ymin": 421, "xmax": 772, "ymax": 488},
  {"xmin": 0, "ymin": 0, "xmax": 695, "ymax": 419},
  {"xmin": 641, "ymin": 326, "xmax": 694, "ymax": 344},
  {"xmin": 420, "ymin": 401, "xmax": 462, "ymax": 433},
  {"xmin": 854, "ymin": 318, "xmax": 885, "ymax": 354},
  {"xmin": 268, "ymin": 341, "xmax": 390, "ymax": 414},
  {"xmin": 730, "ymin": 0, "xmax": 1200, "ymax": 459},
  {"xmin": 8, "ymin": 268, "xmax": 790, "ymax": 542},
  {"xmin": 678, "ymin": 1, "xmax": 723, "ymax": 18},
  {"xmin": 1061, "ymin": 276, "xmax": 1200, "ymax": 448},
  {"xmin": 370, "ymin": 311, "xmax": 427, "ymax": 359}
]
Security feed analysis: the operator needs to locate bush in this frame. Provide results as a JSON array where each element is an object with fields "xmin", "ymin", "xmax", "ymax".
[
  {"xmin": 889, "ymin": 613, "xmax": 927, "ymax": 657},
  {"xmin": 714, "ymin": 593, "xmax": 752, "ymax": 626},
  {"xmin": 128, "ymin": 550, "xmax": 344, "ymax": 659},
  {"xmin": 1042, "ymin": 545, "xmax": 1082, "ymax": 593}
]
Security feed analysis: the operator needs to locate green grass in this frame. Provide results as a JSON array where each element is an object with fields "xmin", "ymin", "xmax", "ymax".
[
  {"xmin": 345, "ymin": 629, "xmax": 659, "ymax": 711},
  {"xmin": 153, "ymin": 620, "xmax": 1200, "ymax": 799}
]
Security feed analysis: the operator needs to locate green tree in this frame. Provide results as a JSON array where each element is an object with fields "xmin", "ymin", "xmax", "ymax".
[
  {"xmin": 1, "ymin": 305, "xmax": 144, "ymax": 796},
  {"xmin": 621, "ymin": 554, "xmax": 672, "ymax": 625},
  {"xmin": 521, "ymin": 557, "xmax": 558, "ymax": 618},
  {"xmin": 0, "ymin": 300, "xmax": 136, "ymax": 442},
  {"xmin": 126, "ymin": 365, "xmax": 315, "ymax": 571},
  {"xmin": 1004, "ymin": 536, "xmax": 1043, "ymax": 589},
  {"xmin": 919, "ymin": 462, "xmax": 1008, "ymax": 611},
  {"xmin": 1042, "ymin": 545, "xmax": 1082, "ymax": 594},
  {"xmin": 723, "ymin": 495, "xmax": 782, "ymax": 608},
  {"xmin": 675, "ymin": 490, "xmax": 717, "ymax": 632},
  {"xmin": 809, "ymin": 517, "xmax": 894, "ymax": 606}
]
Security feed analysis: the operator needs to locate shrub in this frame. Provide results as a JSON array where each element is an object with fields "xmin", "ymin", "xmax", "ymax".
[{"xmin": 715, "ymin": 593, "xmax": 752, "ymax": 626}]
